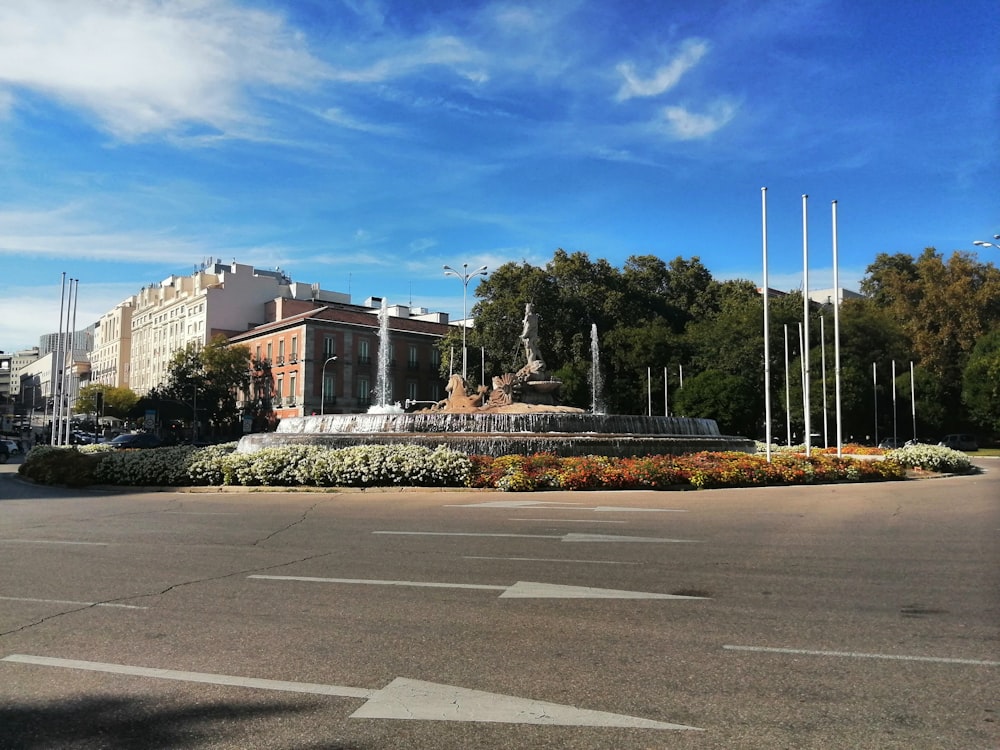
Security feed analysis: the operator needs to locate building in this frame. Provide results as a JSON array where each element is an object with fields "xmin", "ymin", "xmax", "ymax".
[
  {"xmin": 125, "ymin": 261, "xmax": 330, "ymax": 394},
  {"xmin": 228, "ymin": 296, "xmax": 450, "ymax": 419},
  {"xmin": 808, "ymin": 287, "xmax": 863, "ymax": 305},
  {"xmin": 91, "ymin": 301, "xmax": 134, "ymax": 389}
]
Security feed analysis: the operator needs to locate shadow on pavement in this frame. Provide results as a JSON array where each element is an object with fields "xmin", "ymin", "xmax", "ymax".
[{"xmin": 0, "ymin": 695, "xmax": 360, "ymax": 749}]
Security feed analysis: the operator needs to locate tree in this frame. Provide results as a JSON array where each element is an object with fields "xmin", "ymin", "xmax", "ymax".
[
  {"xmin": 962, "ymin": 330, "xmax": 1000, "ymax": 433},
  {"xmin": 74, "ymin": 384, "xmax": 138, "ymax": 419},
  {"xmin": 160, "ymin": 335, "xmax": 252, "ymax": 436},
  {"xmin": 673, "ymin": 370, "xmax": 760, "ymax": 437}
]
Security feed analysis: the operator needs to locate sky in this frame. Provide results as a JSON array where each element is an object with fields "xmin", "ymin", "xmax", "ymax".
[{"xmin": 1, "ymin": 0, "xmax": 997, "ymax": 352}]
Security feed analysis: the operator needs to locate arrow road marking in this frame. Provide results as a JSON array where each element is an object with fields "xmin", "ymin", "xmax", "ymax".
[
  {"xmin": 249, "ymin": 575, "xmax": 709, "ymax": 600},
  {"xmin": 1, "ymin": 654, "xmax": 703, "ymax": 730},
  {"xmin": 373, "ymin": 531, "xmax": 699, "ymax": 543}
]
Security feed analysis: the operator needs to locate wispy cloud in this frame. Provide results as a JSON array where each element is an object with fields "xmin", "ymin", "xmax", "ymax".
[
  {"xmin": 662, "ymin": 99, "xmax": 738, "ymax": 140},
  {"xmin": 0, "ymin": 0, "xmax": 327, "ymax": 139},
  {"xmin": 615, "ymin": 39, "xmax": 709, "ymax": 102}
]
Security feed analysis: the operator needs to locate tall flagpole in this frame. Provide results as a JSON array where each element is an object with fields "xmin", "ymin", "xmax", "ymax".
[
  {"xmin": 801, "ymin": 194, "xmax": 811, "ymax": 456},
  {"xmin": 891, "ymin": 359, "xmax": 897, "ymax": 445},
  {"xmin": 820, "ymin": 315, "xmax": 829, "ymax": 448},
  {"xmin": 784, "ymin": 324, "xmax": 792, "ymax": 446},
  {"xmin": 832, "ymin": 201, "xmax": 843, "ymax": 456},
  {"xmin": 872, "ymin": 361, "xmax": 879, "ymax": 446},
  {"xmin": 52, "ymin": 272, "xmax": 67, "ymax": 445},
  {"xmin": 910, "ymin": 360, "xmax": 917, "ymax": 441},
  {"xmin": 761, "ymin": 187, "xmax": 772, "ymax": 461}
]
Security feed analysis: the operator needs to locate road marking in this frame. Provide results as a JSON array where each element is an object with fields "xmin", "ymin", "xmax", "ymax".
[
  {"xmin": 0, "ymin": 596, "xmax": 146, "ymax": 610},
  {"xmin": 463, "ymin": 556, "xmax": 637, "ymax": 565},
  {"xmin": 373, "ymin": 531, "xmax": 699, "ymax": 543},
  {"xmin": 249, "ymin": 575, "xmax": 708, "ymax": 600},
  {"xmin": 449, "ymin": 500, "xmax": 687, "ymax": 513},
  {"xmin": 509, "ymin": 518, "xmax": 627, "ymax": 524},
  {"xmin": 0, "ymin": 539, "xmax": 107, "ymax": 546},
  {"xmin": 1, "ymin": 654, "xmax": 702, "ymax": 730},
  {"xmin": 250, "ymin": 575, "xmax": 504, "ymax": 591},
  {"xmin": 723, "ymin": 645, "xmax": 1000, "ymax": 666}
]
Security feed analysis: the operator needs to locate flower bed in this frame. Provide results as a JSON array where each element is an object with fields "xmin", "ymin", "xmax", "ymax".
[{"xmin": 20, "ymin": 442, "xmax": 947, "ymax": 491}]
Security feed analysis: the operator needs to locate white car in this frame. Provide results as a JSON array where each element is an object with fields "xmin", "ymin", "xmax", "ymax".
[{"xmin": 2, "ymin": 440, "xmax": 21, "ymax": 455}]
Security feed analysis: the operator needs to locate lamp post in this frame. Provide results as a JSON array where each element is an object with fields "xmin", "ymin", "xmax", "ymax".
[
  {"xmin": 973, "ymin": 235, "xmax": 1000, "ymax": 251},
  {"xmin": 443, "ymin": 263, "xmax": 488, "ymax": 380},
  {"xmin": 320, "ymin": 356, "xmax": 338, "ymax": 416}
]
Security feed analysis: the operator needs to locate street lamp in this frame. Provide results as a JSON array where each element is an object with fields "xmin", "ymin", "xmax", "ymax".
[
  {"xmin": 973, "ymin": 235, "xmax": 1000, "ymax": 251},
  {"xmin": 443, "ymin": 263, "xmax": 488, "ymax": 380},
  {"xmin": 320, "ymin": 356, "xmax": 337, "ymax": 415}
]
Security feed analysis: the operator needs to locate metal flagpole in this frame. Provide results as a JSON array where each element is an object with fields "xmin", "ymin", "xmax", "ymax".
[
  {"xmin": 872, "ymin": 362, "xmax": 878, "ymax": 446},
  {"xmin": 52, "ymin": 272, "xmax": 67, "ymax": 445},
  {"xmin": 801, "ymin": 194, "xmax": 811, "ymax": 456},
  {"xmin": 647, "ymin": 367, "xmax": 652, "ymax": 417},
  {"xmin": 891, "ymin": 360, "xmax": 897, "ymax": 446},
  {"xmin": 762, "ymin": 187, "xmax": 772, "ymax": 461},
  {"xmin": 663, "ymin": 366, "xmax": 668, "ymax": 417},
  {"xmin": 820, "ymin": 315, "xmax": 829, "ymax": 448},
  {"xmin": 62, "ymin": 279, "xmax": 78, "ymax": 446},
  {"xmin": 910, "ymin": 361, "xmax": 917, "ymax": 441},
  {"xmin": 784, "ymin": 324, "xmax": 792, "ymax": 446},
  {"xmin": 832, "ymin": 201, "xmax": 843, "ymax": 457}
]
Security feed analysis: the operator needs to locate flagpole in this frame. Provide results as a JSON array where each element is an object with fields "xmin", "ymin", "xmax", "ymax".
[
  {"xmin": 52, "ymin": 272, "xmax": 67, "ymax": 445},
  {"xmin": 784, "ymin": 324, "xmax": 792, "ymax": 446},
  {"xmin": 761, "ymin": 187, "xmax": 772, "ymax": 461},
  {"xmin": 832, "ymin": 201, "xmax": 843, "ymax": 456},
  {"xmin": 802, "ymin": 194, "xmax": 811, "ymax": 456}
]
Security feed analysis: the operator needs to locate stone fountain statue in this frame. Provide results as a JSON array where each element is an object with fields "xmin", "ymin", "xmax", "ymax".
[{"xmin": 426, "ymin": 302, "xmax": 582, "ymax": 414}]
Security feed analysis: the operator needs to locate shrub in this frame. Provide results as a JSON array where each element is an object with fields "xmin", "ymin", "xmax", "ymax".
[
  {"xmin": 18, "ymin": 446, "xmax": 104, "ymax": 487},
  {"xmin": 885, "ymin": 444, "xmax": 974, "ymax": 474}
]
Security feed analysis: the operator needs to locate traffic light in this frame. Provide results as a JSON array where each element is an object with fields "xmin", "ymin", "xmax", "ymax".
[{"xmin": 95, "ymin": 391, "xmax": 104, "ymax": 414}]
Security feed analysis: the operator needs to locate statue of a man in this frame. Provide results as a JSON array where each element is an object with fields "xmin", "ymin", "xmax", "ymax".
[{"xmin": 521, "ymin": 302, "xmax": 544, "ymax": 370}]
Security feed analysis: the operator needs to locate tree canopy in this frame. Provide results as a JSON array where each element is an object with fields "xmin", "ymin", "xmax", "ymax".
[{"xmin": 453, "ymin": 245, "xmax": 999, "ymax": 443}]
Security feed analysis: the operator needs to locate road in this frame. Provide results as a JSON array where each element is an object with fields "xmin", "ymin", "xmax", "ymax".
[{"xmin": 0, "ymin": 456, "xmax": 997, "ymax": 748}]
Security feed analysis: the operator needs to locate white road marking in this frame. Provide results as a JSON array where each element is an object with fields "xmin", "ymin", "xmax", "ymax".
[
  {"xmin": 249, "ymin": 575, "xmax": 708, "ymax": 600},
  {"xmin": 0, "ymin": 539, "xmax": 107, "ymax": 546},
  {"xmin": 373, "ymin": 531, "xmax": 699, "ymax": 543},
  {"xmin": 509, "ymin": 518, "xmax": 627, "ymax": 523},
  {"xmin": 1, "ymin": 654, "xmax": 702, "ymax": 730},
  {"xmin": 449, "ymin": 500, "xmax": 687, "ymax": 513},
  {"xmin": 0, "ymin": 595, "xmax": 146, "ymax": 610},
  {"xmin": 250, "ymin": 575, "xmax": 504, "ymax": 591},
  {"xmin": 463, "ymin": 556, "xmax": 637, "ymax": 565},
  {"xmin": 723, "ymin": 645, "xmax": 1000, "ymax": 666}
]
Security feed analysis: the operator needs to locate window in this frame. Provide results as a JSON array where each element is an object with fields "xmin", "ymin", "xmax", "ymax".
[
  {"xmin": 358, "ymin": 377, "xmax": 370, "ymax": 404},
  {"xmin": 323, "ymin": 371, "xmax": 336, "ymax": 404},
  {"xmin": 323, "ymin": 335, "xmax": 335, "ymax": 358},
  {"xmin": 408, "ymin": 344, "xmax": 418, "ymax": 370},
  {"xmin": 290, "ymin": 336, "xmax": 298, "ymax": 362},
  {"xmin": 407, "ymin": 381, "xmax": 418, "ymax": 402},
  {"xmin": 266, "ymin": 342, "xmax": 273, "ymax": 363},
  {"xmin": 276, "ymin": 375, "xmax": 283, "ymax": 401},
  {"xmin": 289, "ymin": 373, "xmax": 297, "ymax": 403},
  {"xmin": 358, "ymin": 339, "xmax": 370, "ymax": 365}
]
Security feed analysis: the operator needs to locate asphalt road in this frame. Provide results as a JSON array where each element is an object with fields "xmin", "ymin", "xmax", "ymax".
[{"xmin": 0, "ymin": 456, "xmax": 997, "ymax": 749}]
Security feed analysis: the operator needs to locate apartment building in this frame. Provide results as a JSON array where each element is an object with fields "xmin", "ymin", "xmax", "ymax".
[
  {"xmin": 228, "ymin": 297, "xmax": 450, "ymax": 419},
  {"xmin": 91, "ymin": 301, "xmax": 134, "ymax": 389},
  {"xmin": 125, "ymin": 261, "xmax": 329, "ymax": 394}
]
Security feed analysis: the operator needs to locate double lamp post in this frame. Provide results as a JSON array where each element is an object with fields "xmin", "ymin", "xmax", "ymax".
[{"xmin": 443, "ymin": 263, "xmax": 487, "ymax": 380}]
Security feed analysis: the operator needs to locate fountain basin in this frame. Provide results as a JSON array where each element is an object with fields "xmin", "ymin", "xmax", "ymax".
[{"xmin": 237, "ymin": 413, "xmax": 755, "ymax": 457}]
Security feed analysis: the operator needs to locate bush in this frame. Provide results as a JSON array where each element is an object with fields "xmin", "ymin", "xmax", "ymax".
[
  {"xmin": 18, "ymin": 446, "xmax": 104, "ymax": 487},
  {"xmin": 885, "ymin": 444, "xmax": 974, "ymax": 474}
]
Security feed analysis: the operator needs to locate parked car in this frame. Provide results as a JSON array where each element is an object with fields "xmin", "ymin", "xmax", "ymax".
[
  {"xmin": 109, "ymin": 433, "xmax": 163, "ymax": 450},
  {"xmin": 2, "ymin": 440, "xmax": 19, "ymax": 455},
  {"xmin": 938, "ymin": 433, "xmax": 978, "ymax": 451}
]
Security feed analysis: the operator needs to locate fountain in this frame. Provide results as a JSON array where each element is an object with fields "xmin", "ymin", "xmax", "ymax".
[
  {"xmin": 368, "ymin": 298, "xmax": 404, "ymax": 414},
  {"xmin": 590, "ymin": 323, "xmax": 605, "ymax": 415},
  {"xmin": 238, "ymin": 302, "xmax": 754, "ymax": 457}
]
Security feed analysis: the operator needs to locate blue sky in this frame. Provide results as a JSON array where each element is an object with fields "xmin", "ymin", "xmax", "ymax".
[{"xmin": 1, "ymin": 0, "xmax": 997, "ymax": 351}]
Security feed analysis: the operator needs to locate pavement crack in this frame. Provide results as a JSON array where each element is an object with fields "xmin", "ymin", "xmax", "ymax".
[
  {"xmin": 0, "ymin": 551, "xmax": 333, "ymax": 639},
  {"xmin": 252, "ymin": 499, "xmax": 331, "ymax": 546}
]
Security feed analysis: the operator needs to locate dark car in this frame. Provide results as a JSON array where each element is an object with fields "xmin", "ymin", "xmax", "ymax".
[{"xmin": 109, "ymin": 433, "xmax": 163, "ymax": 450}]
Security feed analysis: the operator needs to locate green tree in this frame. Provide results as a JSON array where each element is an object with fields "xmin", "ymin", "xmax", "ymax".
[
  {"xmin": 74, "ymin": 384, "xmax": 138, "ymax": 419},
  {"xmin": 161, "ymin": 335, "xmax": 252, "ymax": 436},
  {"xmin": 673, "ymin": 370, "xmax": 760, "ymax": 437},
  {"xmin": 962, "ymin": 329, "xmax": 1000, "ymax": 432}
]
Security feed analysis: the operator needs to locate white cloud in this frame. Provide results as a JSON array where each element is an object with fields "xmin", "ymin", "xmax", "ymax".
[
  {"xmin": 615, "ymin": 39, "xmax": 709, "ymax": 101},
  {"xmin": 662, "ymin": 99, "xmax": 737, "ymax": 140},
  {"xmin": 0, "ymin": 0, "xmax": 327, "ymax": 139}
]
